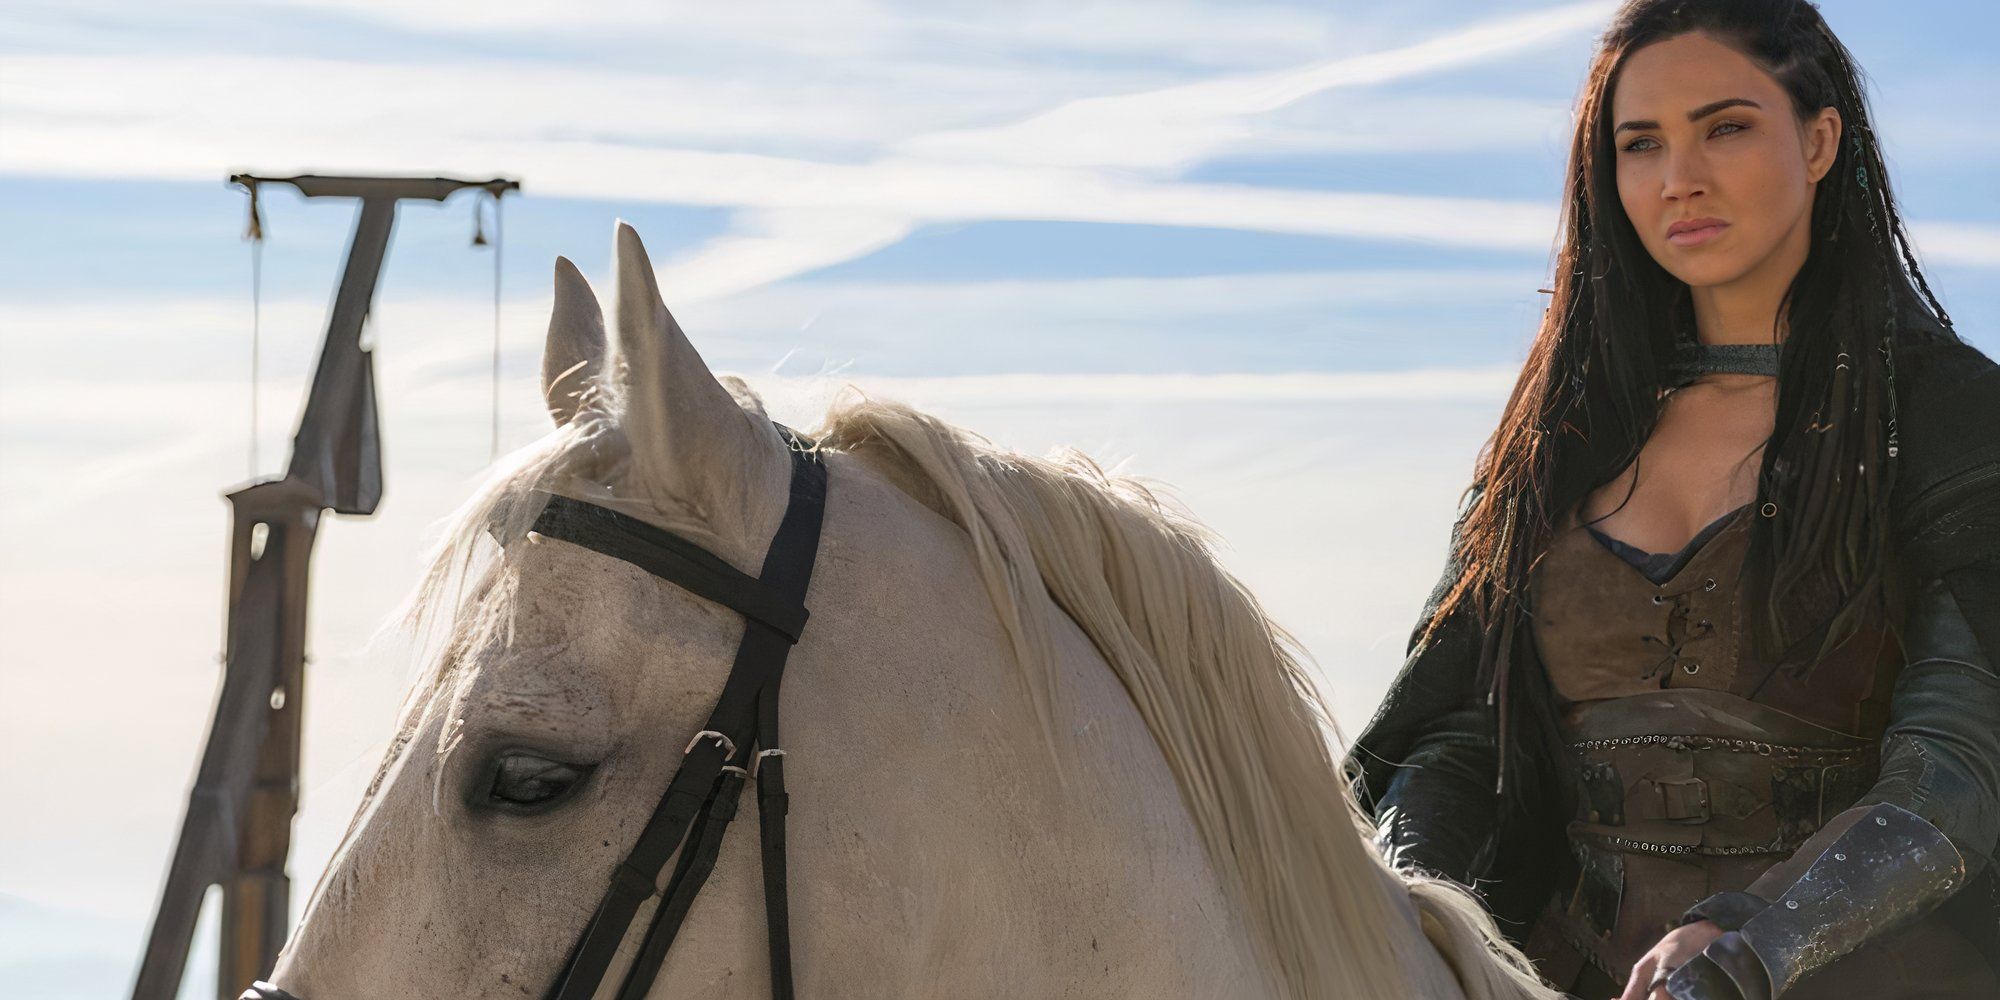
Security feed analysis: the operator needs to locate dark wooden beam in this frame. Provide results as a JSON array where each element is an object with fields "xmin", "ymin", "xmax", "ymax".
[{"xmin": 132, "ymin": 173, "xmax": 519, "ymax": 1000}]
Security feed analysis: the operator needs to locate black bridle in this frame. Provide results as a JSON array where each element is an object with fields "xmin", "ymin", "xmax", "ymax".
[{"xmin": 245, "ymin": 421, "xmax": 828, "ymax": 1000}]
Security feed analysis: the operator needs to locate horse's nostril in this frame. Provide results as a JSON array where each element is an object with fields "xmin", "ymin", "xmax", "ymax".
[{"xmin": 241, "ymin": 982, "xmax": 305, "ymax": 1000}]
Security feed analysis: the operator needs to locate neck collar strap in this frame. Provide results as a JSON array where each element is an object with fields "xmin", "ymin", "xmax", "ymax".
[{"xmin": 1669, "ymin": 341, "xmax": 1780, "ymax": 387}]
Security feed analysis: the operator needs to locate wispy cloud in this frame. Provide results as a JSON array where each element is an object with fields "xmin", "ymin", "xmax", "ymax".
[
  {"xmin": 1917, "ymin": 221, "xmax": 2000, "ymax": 269},
  {"xmin": 898, "ymin": 2, "xmax": 1617, "ymax": 170},
  {"xmin": 650, "ymin": 207, "xmax": 919, "ymax": 303},
  {"xmin": 0, "ymin": 49, "xmax": 1572, "ymax": 275},
  {"xmin": 0, "ymin": 5, "xmax": 1609, "ymax": 303},
  {"xmin": 0, "ymin": 266, "xmax": 1546, "ymax": 401},
  {"xmin": 242, "ymin": 0, "xmax": 1351, "ymax": 66},
  {"xmin": 12, "ymin": 0, "xmax": 1991, "ymax": 310}
]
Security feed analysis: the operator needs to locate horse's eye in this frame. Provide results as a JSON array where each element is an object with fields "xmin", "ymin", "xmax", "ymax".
[{"xmin": 483, "ymin": 751, "xmax": 592, "ymax": 813}]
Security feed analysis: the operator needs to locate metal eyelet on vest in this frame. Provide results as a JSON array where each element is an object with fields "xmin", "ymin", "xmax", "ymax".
[
  {"xmin": 1761, "ymin": 501, "xmax": 1778, "ymax": 518},
  {"xmin": 1652, "ymin": 594, "xmax": 1666, "ymax": 604},
  {"xmin": 1703, "ymin": 578, "xmax": 1717, "ymax": 591},
  {"xmin": 1683, "ymin": 661, "xmax": 1700, "ymax": 674}
]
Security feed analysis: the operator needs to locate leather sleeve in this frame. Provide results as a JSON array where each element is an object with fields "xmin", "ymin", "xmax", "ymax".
[
  {"xmin": 1344, "ymin": 491, "xmax": 1501, "ymax": 885},
  {"xmin": 1853, "ymin": 339, "xmax": 2000, "ymax": 887},
  {"xmin": 1371, "ymin": 694, "xmax": 1502, "ymax": 882},
  {"xmin": 1853, "ymin": 570, "xmax": 2000, "ymax": 874}
]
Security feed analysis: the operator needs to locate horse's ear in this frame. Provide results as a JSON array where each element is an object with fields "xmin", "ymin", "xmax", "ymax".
[
  {"xmin": 542, "ymin": 256, "xmax": 607, "ymax": 427},
  {"xmin": 609, "ymin": 222, "xmax": 787, "ymax": 533}
]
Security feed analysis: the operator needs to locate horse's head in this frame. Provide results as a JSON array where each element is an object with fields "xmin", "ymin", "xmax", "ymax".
[
  {"xmin": 252, "ymin": 223, "xmax": 1551, "ymax": 1000},
  {"xmin": 260, "ymin": 223, "xmax": 929, "ymax": 996}
]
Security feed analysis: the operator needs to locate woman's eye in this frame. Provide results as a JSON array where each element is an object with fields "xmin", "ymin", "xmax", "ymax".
[
  {"xmin": 483, "ymin": 751, "xmax": 592, "ymax": 812},
  {"xmin": 1620, "ymin": 121, "xmax": 1746, "ymax": 154}
]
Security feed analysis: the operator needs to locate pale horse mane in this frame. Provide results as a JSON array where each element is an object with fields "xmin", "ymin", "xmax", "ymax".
[{"xmin": 347, "ymin": 378, "xmax": 1556, "ymax": 1000}]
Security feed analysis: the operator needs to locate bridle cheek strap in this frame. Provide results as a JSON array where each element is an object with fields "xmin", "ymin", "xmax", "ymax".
[{"xmin": 533, "ymin": 423, "xmax": 826, "ymax": 1000}]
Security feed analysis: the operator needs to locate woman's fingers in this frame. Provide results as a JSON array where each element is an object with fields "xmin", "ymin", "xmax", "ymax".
[{"xmin": 1617, "ymin": 955, "xmax": 1657, "ymax": 1000}]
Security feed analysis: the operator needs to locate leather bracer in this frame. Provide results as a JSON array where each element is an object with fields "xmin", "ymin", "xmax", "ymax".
[{"xmin": 1665, "ymin": 801, "xmax": 1965, "ymax": 1000}]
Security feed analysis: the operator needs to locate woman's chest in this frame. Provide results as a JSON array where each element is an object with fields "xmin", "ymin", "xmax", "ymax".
[{"xmin": 1526, "ymin": 502, "xmax": 1895, "ymax": 734}]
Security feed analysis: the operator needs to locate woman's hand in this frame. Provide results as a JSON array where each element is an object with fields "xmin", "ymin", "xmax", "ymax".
[{"xmin": 1617, "ymin": 919, "xmax": 1725, "ymax": 1000}]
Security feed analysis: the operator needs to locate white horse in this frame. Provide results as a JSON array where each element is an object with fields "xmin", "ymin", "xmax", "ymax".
[{"xmin": 259, "ymin": 223, "xmax": 1559, "ymax": 1000}]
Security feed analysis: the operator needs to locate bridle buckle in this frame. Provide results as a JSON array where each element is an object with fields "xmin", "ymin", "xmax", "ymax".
[
  {"xmin": 751, "ymin": 747, "xmax": 786, "ymax": 778},
  {"xmin": 684, "ymin": 730, "xmax": 736, "ymax": 759}
]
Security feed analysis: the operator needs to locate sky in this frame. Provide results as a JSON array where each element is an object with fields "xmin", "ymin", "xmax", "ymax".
[{"xmin": 3, "ymin": 1, "xmax": 1997, "ymax": 995}]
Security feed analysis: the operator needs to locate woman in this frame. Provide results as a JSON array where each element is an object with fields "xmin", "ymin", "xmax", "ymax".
[{"xmin": 1342, "ymin": 2, "xmax": 2000, "ymax": 998}]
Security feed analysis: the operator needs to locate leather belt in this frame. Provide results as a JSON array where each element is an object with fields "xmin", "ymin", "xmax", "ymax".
[{"xmin": 1568, "ymin": 733, "xmax": 1878, "ymax": 855}]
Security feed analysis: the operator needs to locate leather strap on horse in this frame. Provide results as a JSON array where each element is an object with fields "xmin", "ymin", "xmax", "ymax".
[
  {"xmin": 618, "ymin": 770, "xmax": 748, "ymax": 998},
  {"xmin": 530, "ymin": 492, "xmax": 810, "ymax": 643},
  {"xmin": 538, "ymin": 423, "xmax": 827, "ymax": 1000},
  {"xmin": 757, "ymin": 680, "xmax": 796, "ymax": 1000}
]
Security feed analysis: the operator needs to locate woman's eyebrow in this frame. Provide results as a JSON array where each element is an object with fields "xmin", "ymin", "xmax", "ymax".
[{"xmin": 1615, "ymin": 97, "xmax": 1763, "ymax": 134}]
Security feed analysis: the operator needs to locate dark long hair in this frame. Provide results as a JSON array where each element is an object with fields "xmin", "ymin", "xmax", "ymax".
[{"xmin": 1416, "ymin": 0, "xmax": 1960, "ymax": 807}]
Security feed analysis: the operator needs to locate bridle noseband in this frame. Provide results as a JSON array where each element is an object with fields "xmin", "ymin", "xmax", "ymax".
[{"xmin": 244, "ymin": 421, "xmax": 828, "ymax": 1000}]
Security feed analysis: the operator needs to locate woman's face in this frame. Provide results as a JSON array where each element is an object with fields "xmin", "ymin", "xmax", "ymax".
[{"xmin": 1610, "ymin": 30, "xmax": 1841, "ymax": 291}]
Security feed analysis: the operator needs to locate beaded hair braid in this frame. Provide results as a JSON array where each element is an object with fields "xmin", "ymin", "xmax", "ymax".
[{"xmin": 1750, "ymin": 7, "xmax": 1957, "ymax": 686}]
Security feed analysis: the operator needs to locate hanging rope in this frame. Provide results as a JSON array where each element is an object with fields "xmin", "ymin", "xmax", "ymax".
[
  {"xmin": 243, "ymin": 180, "xmax": 265, "ymax": 480},
  {"xmin": 466, "ymin": 187, "xmax": 506, "ymax": 460},
  {"xmin": 487, "ymin": 188, "xmax": 504, "ymax": 462}
]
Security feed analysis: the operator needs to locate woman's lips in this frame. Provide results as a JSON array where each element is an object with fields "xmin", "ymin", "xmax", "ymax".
[{"xmin": 1668, "ymin": 221, "xmax": 1729, "ymax": 247}]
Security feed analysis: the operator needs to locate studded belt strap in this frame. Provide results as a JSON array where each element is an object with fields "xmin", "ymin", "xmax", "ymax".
[{"xmin": 1569, "ymin": 733, "xmax": 1879, "ymax": 855}]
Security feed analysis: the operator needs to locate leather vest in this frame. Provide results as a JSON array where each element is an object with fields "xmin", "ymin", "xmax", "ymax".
[
  {"xmin": 1517, "ymin": 499, "xmax": 1965, "ymax": 991},
  {"xmin": 1531, "ymin": 501, "xmax": 1902, "ymax": 849}
]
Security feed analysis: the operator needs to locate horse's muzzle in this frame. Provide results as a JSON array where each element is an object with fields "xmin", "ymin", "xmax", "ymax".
[{"xmin": 240, "ymin": 982, "xmax": 302, "ymax": 1000}]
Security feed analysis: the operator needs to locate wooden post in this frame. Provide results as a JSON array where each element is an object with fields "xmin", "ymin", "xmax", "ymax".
[{"xmin": 130, "ymin": 174, "xmax": 519, "ymax": 1000}]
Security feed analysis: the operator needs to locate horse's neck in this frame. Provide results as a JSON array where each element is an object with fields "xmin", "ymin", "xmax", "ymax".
[
  {"xmin": 770, "ymin": 472, "xmax": 1266, "ymax": 995},
  {"xmin": 786, "ymin": 468, "xmax": 1483, "ymax": 998}
]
